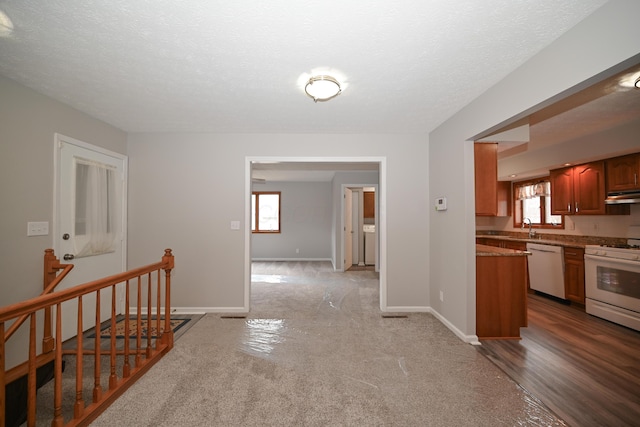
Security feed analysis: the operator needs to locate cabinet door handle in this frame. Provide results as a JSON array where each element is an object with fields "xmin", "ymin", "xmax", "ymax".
[
  {"xmin": 568, "ymin": 203, "xmax": 571, "ymax": 212},
  {"xmin": 635, "ymin": 173, "xmax": 637, "ymax": 186},
  {"xmin": 575, "ymin": 202, "xmax": 579, "ymax": 213}
]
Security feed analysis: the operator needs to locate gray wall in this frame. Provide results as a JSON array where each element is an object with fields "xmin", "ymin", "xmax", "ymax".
[
  {"xmin": 126, "ymin": 133, "xmax": 428, "ymax": 312},
  {"xmin": 251, "ymin": 181, "xmax": 333, "ymax": 260},
  {"xmin": 0, "ymin": 75, "xmax": 127, "ymax": 367},
  {"xmin": 429, "ymin": 0, "xmax": 640, "ymax": 341}
]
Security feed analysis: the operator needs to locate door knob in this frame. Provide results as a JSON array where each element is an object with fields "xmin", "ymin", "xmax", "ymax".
[{"xmin": 63, "ymin": 254, "xmax": 75, "ymax": 261}]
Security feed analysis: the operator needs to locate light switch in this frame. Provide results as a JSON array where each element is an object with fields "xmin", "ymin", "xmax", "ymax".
[
  {"xmin": 230, "ymin": 221, "xmax": 240, "ymax": 230},
  {"xmin": 27, "ymin": 221, "xmax": 49, "ymax": 236}
]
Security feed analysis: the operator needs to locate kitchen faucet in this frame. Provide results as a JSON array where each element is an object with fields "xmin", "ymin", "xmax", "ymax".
[{"xmin": 522, "ymin": 217, "xmax": 536, "ymax": 238}]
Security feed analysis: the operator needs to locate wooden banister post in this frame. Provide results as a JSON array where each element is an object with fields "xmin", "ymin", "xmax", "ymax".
[
  {"xmin": 162, "ymin": 249, "xmax": 174, "ymax": 350},
  {"xmin": 42, "ymin": 249, "xmax": 57, "ymax": 354}
]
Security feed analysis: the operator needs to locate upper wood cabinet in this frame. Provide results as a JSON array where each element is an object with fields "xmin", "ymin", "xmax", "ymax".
[
  {"xmin": 550, "ymin": 167, "xmax": 574, "ymax": 215},
  {"xmin": 475, "ymin": 143, "xmax": 511, "ymax": 216},
  {"xmin": 551, "ymin": 162, "xmax": 606, "ymax": 215},
  {"xmin": 550, "ymin": 161, "xmax": 628, "ymax": 215},
  {"xmin": 363, "ymin": 191, "xmax": 375, "ymax": 218},
  {"xmin": 606, "ymin": 153, "xmax": 640, "ymax": 192}
]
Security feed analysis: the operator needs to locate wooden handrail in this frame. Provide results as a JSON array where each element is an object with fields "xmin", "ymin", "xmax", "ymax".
[
  {"xmin": 0, "ymin": 250, "xmax": 173, "ymax": 322},
  {"xmin": 5, "ymin": 249, "xmax": 74, "ymax": 342},
  {"xmin": 1, "ymin": 248, "xmax": 175, "ymax": 427}
]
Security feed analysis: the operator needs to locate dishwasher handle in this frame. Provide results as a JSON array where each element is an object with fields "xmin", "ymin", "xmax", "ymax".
[{"xmin": 528, "ymin": 247, "xmax": 558, "ymax": 253}]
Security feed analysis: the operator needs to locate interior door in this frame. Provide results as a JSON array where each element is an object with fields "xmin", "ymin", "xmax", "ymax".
[
  {"xmin": 54, "ymin": 134, "xmax": 127, "ymax": 340},
  {"xmin": 344, "ymin": 187, "xmax": 353, "ymax": 270}
]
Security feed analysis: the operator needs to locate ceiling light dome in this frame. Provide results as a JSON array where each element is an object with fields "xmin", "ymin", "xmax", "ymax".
[
  {"xmin": 0, "ymin": 10, "xmax": 13, "ymax": 37},
  {"xmin": 304, "ymin": 75, "xmax": 341, "ymax": 103}
]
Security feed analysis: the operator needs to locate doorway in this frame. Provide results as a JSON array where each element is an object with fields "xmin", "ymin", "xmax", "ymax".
[
  {"xmin": 343, "ymin": 186, "xmax": 377, "ymax": 272},
  {"xmin": 245, "ymin": 157, "xmax": 387, "ymax": 312}
]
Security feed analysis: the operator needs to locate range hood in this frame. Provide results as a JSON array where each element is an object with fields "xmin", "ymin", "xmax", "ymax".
[{"xmin": 605, "ymin": 190, "xmax": 640, "ymax": 204}]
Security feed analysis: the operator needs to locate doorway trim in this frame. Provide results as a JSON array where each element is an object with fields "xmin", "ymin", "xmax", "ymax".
[
  {"xmin": 341, "ymin": 184, "xmax": 379, "ymax": 272},
  {"xmin": 245, "ymin": 156, "xmax": 387, "ymax": 312}
]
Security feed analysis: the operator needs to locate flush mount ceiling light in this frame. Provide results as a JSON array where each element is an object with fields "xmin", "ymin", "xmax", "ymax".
[
  {"xmin": 304, "ymin": 75, "xmax": 342, "ymax": 103},
  {"xmin": 0, "ymin": 9, "xmax": 13, "ymax": 37},
  {"xmin": 635, "ymin": 77, "xmax": 640, "ymax": 89}
]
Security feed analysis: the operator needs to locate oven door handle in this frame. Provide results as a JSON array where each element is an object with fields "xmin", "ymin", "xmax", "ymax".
[{"xmin": 585, "ymin": 253, "xmax": 640, "ymax": 266}]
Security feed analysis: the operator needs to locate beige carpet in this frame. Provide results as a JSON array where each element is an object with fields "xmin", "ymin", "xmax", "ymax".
[{"xmin": 89, "ymin": 261, "xmax": 565, "ymax": 426}]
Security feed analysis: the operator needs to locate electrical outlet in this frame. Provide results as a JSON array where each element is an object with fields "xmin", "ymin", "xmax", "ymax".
[
  {"xmin": 439, "ymin": 291, "xmax": 444, "ymax": 302},
  {"xmin": 593, "ymin": 222, "xmax": 599, "ymax": 231},
  {"xmin": 296, "ymin": 248, "xmax": 300, "ymax": 254},
  {"xmin": 27, "ymin": 221, "xmax": 49, "ymax": 236}
]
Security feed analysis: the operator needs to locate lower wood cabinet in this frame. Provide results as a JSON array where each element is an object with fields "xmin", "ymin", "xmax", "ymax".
[
  {"xmin": 476, "ymin": 252, "xmax": 528, "ymax": 339},
  {"xmin": 564, "ymin": 247, "xmax": 585, "ymax": 304}
]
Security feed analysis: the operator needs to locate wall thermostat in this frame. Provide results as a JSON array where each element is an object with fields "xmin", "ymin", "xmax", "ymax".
[{"xmin": 435, "ymin": 197, "xmax": 447, "ymax": 211}]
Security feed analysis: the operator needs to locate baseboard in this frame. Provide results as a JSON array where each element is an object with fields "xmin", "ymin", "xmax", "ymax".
[
  {"xmin": 384, "ymin": 306, "xmax": 429, "ymax": 313},
  {"xmin": 428, "ymin": 307, "xmax": 480, "ymax": 345},
  {"xmin": 251, "ymin": 257, "xmax": 332, "ymax": 262},
  {"xmin": 129, "ymin": 307, "xmax": 248, "ymax": 316}
]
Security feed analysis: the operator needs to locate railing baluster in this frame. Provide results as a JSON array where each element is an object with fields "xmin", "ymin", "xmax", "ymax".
[
  {"xmin": 27, "ymin": 313, "xmax": 37, "ymax": 427},
  {"xmin": 93, "ymin": 290, "xmax": 102, "ymax": 403},
  {"xmin": 52, "ymin": 304, "xmax": 64, "ymax": 427},
  {"xmin": 135, "ymin": 276, "xmax": 142, "ymax": 368},
  {"xmin": 109, "ymin": 285, "xmax": 117, "ymax": 390},
  {"xmin": 146, "ymin": 273, "xmax": 152, "ymax": 358},
  {"xmin": 74, "ymin": 297, "xmax": 84, "ymax": 419},
  {"xmin": 0, "ymin": 321, "xmax": 5, "ymax": 427},
  {"xmin": 156, "ymin": 269, "xmax": 161, "ymax": 350},
  {"xmin": 123, "ymin": 280, "xmax": 131, "ymax": 378}
]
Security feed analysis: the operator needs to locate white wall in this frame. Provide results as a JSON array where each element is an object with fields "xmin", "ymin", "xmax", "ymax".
[
  {"xmin": 251, "ymin": 181, "xmax": 332, "ymax": 260},
  {"xmin": 0, "ymin": 75, "xmax": 126, "ymax": 368},
  {"xmin": 429, "ymin": 0, "xmax": 640, "ymax": 341},
  {"xmin": 127, "ymin": 134, "xmax": 429, "ymax": 313}
]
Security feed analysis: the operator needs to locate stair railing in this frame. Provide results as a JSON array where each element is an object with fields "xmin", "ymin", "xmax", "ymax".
[{"xmin": 0, "ymin": 248, "xmax": 174, "ymax": 427}]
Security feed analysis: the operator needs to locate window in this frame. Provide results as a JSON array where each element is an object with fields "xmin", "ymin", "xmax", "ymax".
[
  {"xmin": 251, "ymin": 192, "xmax": 281, "ymax": 233},
  {"xmin": 513, "ymin": 178, "xmax": 563, "ymax": 229}
]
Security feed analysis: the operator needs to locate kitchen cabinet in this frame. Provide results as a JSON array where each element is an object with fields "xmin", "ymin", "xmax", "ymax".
[
  {"xmin": 363, "ymin": 192, "xmax": 375, "ymax": 218},
  {"xmin": 606, "ymin": 153, "xmax": 640, "ymax": 192},
  {"xmin": 476, "ymin": 245, "xmax": 529, "ymax": 339},
  {"xmin": 475, "ymin": 143, "xmax": 510, "ymax": 216},
  {"xmin": 550, "ymin": 161, "xmax": 628, "ymax": 215},
  {"xmin": 564, "ymin": 247, "xmax": 585, "ymax": 305}
]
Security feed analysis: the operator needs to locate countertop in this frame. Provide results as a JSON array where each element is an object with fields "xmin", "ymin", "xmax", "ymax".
[
  {"xmin": 476, "ymin": 244, "xmax": 530, "ymax": 257},
  {"xmin": 476, "ymin": 232, "xmax": 627, "ymax": 249}
]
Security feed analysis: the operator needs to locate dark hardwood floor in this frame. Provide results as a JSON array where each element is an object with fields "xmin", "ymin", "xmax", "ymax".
[{"xmin": 478, "ymin": 293, "xmax": 640, "ymax": 427}]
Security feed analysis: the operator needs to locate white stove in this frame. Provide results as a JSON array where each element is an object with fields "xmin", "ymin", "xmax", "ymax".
[
  {"xmin": 584, "ymin": 238, "xmax": 640, "ymax": 331},
  {"xmin": 584, "ymin": 239, "xmax": 640, "ymax": 260}
]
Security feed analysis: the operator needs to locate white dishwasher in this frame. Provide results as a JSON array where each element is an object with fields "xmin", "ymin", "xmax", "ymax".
[{"xmin": 526, "ymin": 243, "xmax": 565, "ymax": 299}]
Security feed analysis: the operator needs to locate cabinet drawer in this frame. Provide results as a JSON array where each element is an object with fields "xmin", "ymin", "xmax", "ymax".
[{"xmin": 563, "ymin": 248, "xmax": 585, "ymax": 260}]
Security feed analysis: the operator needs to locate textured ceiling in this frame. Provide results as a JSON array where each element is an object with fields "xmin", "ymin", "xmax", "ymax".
[{"xmin": 0, "ymin": 0, "xmax": 608, "ymax": 134}]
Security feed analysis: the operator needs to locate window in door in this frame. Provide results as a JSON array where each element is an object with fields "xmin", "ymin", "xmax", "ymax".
[
  {"xmin": 513, "ymin": 179, "xmax": 563, "ymax": 229},
  {"xmin": 251, "ymin": 192, "xmax": 281, "ymax": 233},
  {"xmin": 74, "ymin": 157, "xmax": 120, "ymax": 257}
]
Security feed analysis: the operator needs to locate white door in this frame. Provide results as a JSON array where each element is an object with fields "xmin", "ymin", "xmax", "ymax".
[
  {"xmin": 54, "ymin": 134, "xmax": 127, "ymax": 339},
  {"xmin": 344, "ymin": 187, "xmax": 353, "ymax": 270}
]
